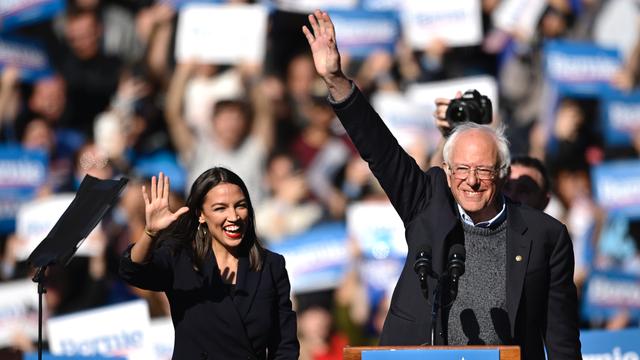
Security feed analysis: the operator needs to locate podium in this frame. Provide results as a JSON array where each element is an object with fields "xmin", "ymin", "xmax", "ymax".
[{"xmin": 344, "ymin": 345, "xmax": 520, "ymax": 360}]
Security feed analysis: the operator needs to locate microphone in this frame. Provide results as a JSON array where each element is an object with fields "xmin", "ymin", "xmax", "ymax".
[
  {"xmin": 447, "ymin": 244, "xmax": 466, "ymax": 300},
  {"xmin": 413, "ymin": 246, "xmax": 433, "ymax": 289}
]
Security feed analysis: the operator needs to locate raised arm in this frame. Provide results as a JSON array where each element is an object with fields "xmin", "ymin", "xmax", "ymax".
[{"xmin": 130, "ymin": 172, "xmax": 189, "ymax": 263}]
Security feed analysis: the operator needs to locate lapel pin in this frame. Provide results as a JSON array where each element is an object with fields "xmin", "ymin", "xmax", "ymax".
[{"xmin": 515, "ymin": 255, "xmax": 523, "ymax": 262}]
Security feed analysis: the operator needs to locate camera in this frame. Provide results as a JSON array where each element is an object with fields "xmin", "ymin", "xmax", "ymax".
[{"xmin": 445, "ymin": 89, "xmax": 493, "ymax": 126}]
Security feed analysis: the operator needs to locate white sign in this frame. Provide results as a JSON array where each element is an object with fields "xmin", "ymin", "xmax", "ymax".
[
  {"xmin": 270, "ymin": 0, "xmax": 358, "ymax": 13},
  {"xmin": 346, "ymin": 201, "xmax": 406, "ymax": 259},
  {"xmin": 401, "ymin": 0, "xmax": 483, "ymax": 49},
  {"xmin": 0, "ymin": 279, "xmax": 40, "ymax": 347},
  {"xmin": 492, "ymin": 0, "xmax": 547, "ymax": 41},
  {"xmin": 149, "ymin": 317, "xmax": 174, "ymax": 360},
  {"xmin": 405, "ymin": 75, "xmax": 499, "ymax": 121},
  {"xmin": 175, "ymin": 4, "xmax": 268, "ymax": 64},
  {"xmin": 47, "ymin": 300, "xmax": 152, "ymax": 360},
  {"xmin": 371, "ymin": 90, "xmax": 438, "ymax": 154},
  {"xmin": 15, "ymin": 193, "xmax": 103, "ymax": 261}
]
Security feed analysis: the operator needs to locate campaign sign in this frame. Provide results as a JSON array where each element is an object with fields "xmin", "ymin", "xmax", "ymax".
[
  {"xmin": 330, "ymin": 10, "xmax": 400, "ymax": 59},
  {"xmin": 47, "ymin": 300, "xmax": 152, "ymax": 360},
  {"xmin": 148, "ymin": 317, "xmax": 174, "ymax": 360},
  {"xmin": 0, "ymin": 146, "xmax": 47, "ymax": 233},
  {"xmin": 24, "ymin": 353, "xmax": 126, "ymax": 360},
  {"xmin": 347, "ymin": 201, "xmax": 406, "ymax": 260},
  {"xmin": 370, "ymin": 90, "xmax": 437, "ymax": 154},
  {"xmin": 543, "ymin": 40, "xmax": 622, "ymax": 96},
  {"xmin": 175, "ymin": 3, "xmax": 268, "ymax": 64},
  {"xmin": 581, "ymin": 328, "xmax": 640, "ymax": 359},
  {"xmin": 600, "ymin": 89, "xmax": 640, "ymax": 147},
  {"xmin": 592, "ymin": 160, "xmax": 640, "ymax": 219},
  {"xmin": 581, "ymin": 271, "xmax": 640, "ymax": 323},
  {"xmin": 160, "ymin": 0, "xmax": 221, "ymax": 10},
  {"xmin": 0, "ymin": 36, "xmax": 52, "ymax": 82},
  {"xmin": 15, "ymin": 193, "xmax": 105, "ymax": 261},
  {"xmin": 361, "ymin": 0, "xmax": 402, "ymax": 11},
  {"xmin": 0, "ymin": 0, "xmax": 64, "ymax": 33},
  {"xmin": 266, "ymin": 0, "xmax": 358, "ymax": 13},
  {"xmin": 0, "ymin": 279, "xmax": 39, "ymax": 348},
  {"xmin": 401, "ymin": 0, "xmax": 483, "ymax": 49},
  {"xmin": 363, "ymin": 349, "xmax": 499, "ymax": 360},
  {"xmin": 269, "ymin": 222, "xmax": 349, "ymax": 294},
  {"xmin": 491, "ymin": 0, "xmax": 546, "ymax": 41}
]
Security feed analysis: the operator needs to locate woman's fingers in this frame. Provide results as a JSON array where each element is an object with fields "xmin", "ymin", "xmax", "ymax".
[
  {"xmin": 302, "ymin": 25, "xmax": 314, "ymax": 44},
  {"xmin": 150, "ymin": 175, "xmax": 157, "ymax": 200},
  {"xmin": 163, "ymin": 174, "xmax": 170, "ymax": 200},
  {"xmin": 157, "ymin": 172, "xmax": 165, "ymax": 200}
]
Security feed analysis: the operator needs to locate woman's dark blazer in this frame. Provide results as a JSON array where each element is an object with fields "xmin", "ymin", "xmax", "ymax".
[
  {"xmin": 119, "ymin": 243, "xmax": 299, "ymax": 360},
  {"xmin": 331, "ymin": 86, "xmax": 582, "ymax": 360}
]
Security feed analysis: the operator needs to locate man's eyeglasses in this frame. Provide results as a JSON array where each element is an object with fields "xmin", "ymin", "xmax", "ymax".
[{"xmin": 448, "ymin": 165, "xmax": 502, "ymax": 181}]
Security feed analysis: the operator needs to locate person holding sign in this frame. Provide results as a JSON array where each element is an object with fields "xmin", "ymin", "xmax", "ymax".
[
  {"xmin": 303, "ymin": 10, "xmax": 581, "ymax": 359},
  {"xmin": 119, "ymin": 169, "xmax": 299, "ymax": 359}
]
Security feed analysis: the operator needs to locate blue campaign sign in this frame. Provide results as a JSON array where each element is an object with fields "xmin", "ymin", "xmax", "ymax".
[
  {"xmin": 543, "ymin": 40, "xmax": 622, "ymax": 96},
  {"xmin": 363, "ymin": 349, "xmax": 499, "ymax": 360},
  {"xmin": 24, "ymin": 353, "xmax": 126, "ymax": 360},
  {"xmin": 269, "ymin": 222, "xmax": 349, "ymax": 293},
  {"xmin": 0, "ymin": 145, "xmax": 48, "ymax": 233},
  {"xmin": 0, "ymin": 0, "xmax": 65, "ymax": 33},
  {"xmin": 600, "ymin": 88, "xmax": 640, "ymax": 147},
  {"xmin": 0, "ymin": 36, "xmax": 53, "ymax": 82},
  {"xmin": 162, "ymin": 0, "xmax": 222, "ymax": 9},
  {"xmin": 581, "ymin": 271, "xmax": 640, "ymax": 323},
  {"xmin": 591, "ymin": 160, "xmax": 640, "ymax": 218},
  {"xmin": 581, "ymin": 328, "xmax": 640, "ymax": 359},
  {"xmin": 330, "ymin": 10, "xmax": 400, "ymax": 58}
]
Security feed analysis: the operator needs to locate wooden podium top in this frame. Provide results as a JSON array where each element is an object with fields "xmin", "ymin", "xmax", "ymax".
[{"xmin": 344, "ymin": 345, "xmax": 520, "ymax": 360}]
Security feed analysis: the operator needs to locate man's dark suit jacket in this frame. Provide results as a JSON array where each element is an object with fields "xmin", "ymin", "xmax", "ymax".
[
  {"xmin": 332, "ymin": 86, "xmax": 581, "ymax": 359},
  {"xmin": 120, "ymin": 244, "xmax": 299, "ymax": 360}
]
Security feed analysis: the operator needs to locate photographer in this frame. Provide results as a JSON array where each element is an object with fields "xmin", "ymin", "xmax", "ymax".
[{"xmin": 303, "ymin": 10, "xmax": 581, "ymax": 359}]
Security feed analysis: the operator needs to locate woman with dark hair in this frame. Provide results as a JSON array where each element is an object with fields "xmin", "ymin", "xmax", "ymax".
[{"xmin": 119, "ymin": 168, "xmax": 299, "ymax": 359}]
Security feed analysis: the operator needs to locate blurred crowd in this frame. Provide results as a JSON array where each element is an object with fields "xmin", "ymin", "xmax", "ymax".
[{"xmin": 1, "ymin": 0, "xmax": 639, "ymax": 358}]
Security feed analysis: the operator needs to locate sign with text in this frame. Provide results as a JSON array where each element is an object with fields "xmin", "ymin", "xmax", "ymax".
[
  {"xmin": 491, "ymin": 0, "xmax": 546, "ymax": 41},
  {"xmin": 266, "ymin": 0, "xmax": 358, "ymax": 13},
  {"xmin": 0, "ymin": 146, "xmax": 47, "ymax": 233},
  {"xmin": 543, "ymin": 40, "xmax": 622, "ymax": 96},
  {"xmin": 0, "ymin": 279, "xmax": 39, "ymax": 348},
  {"xmin": 0, "ymin": 0, "xmax": 64, "ymax": 33},
  {"xmin": 270, "ymin": 222, "xmax": 349, "ymax": 294},
  {"xmin": 401, "ymin": 0, "xmax": 483, "ymax": 49},
  {"xmin": 581, "ymin": 328, "xmax": 640, "ymax": 360},
  {"xmin": 47, "ymin": 300, "xmax": 152, "ymax": 360},
  {"xmin": 592, "ymin": 160, "xmax": 640, "ymax": 219},
  {"xmin": 0, "ymin": 36, "xmax": 53, "ymax": 82},
  {"xmin": 600, "ymin": 89, "xmax": 640, "ymax": 147},
  {"xmin": 331, "ymin": 10, "xmax": 400, "ymax": 59},
  {"xmin": 175, "ymin": 4, "xmax": 268, "ymax": 64},
  {"xmin": 363, "ymin": 349, "xmax": 499, "ymax": 359},
  {"xmin": 370, "ymin": 90, "xmax": 437, "ymax": 154},
  {"xmin": 582, "ymin": 271, "xmax": 640, "ymax": 323},
  {"xmin": 148, "ymin": 317, "xmax": 174, "ymax": 360},
  {"xmin": 347, "ymin": 201, "xmax": 406, "ymax": 260},
  {"xmin": 15, "ymin": 193, "xmax": 105, "ymax": 261}
]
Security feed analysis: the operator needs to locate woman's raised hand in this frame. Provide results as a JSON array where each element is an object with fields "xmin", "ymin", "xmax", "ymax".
[
  {"xmin": 302, "ymin": 10, "xmax": 343, "ymax": 81},
  {"xmin": 142, "ymin": 172, "xmax": 189, "ymax": 235}
]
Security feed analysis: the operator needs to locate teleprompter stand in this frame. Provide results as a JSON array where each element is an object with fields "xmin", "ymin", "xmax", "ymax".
[{"xmin": 27, "ymin": 175, "xmax": 128, "ymax": 360}]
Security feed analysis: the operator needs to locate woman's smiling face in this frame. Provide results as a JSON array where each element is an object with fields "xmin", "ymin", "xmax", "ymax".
[{"xmin": 199, "ymin": 183, "xmax": 249, "ymax": 253}]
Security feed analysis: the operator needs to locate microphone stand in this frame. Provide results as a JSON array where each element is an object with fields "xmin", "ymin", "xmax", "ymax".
[{"xmin": 430, "ymin": 275, "xmax": 443, "ymax": 346}]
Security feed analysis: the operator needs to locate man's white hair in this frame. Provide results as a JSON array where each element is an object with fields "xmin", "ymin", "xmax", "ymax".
[{"xmin": 442, "ymin": 122, "xmax": 511, "ymax": 179}]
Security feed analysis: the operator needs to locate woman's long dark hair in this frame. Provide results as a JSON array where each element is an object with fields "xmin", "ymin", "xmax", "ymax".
[{"xmin": 166, "ymin": 167, "xmax": 264, "ymax": 272}]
